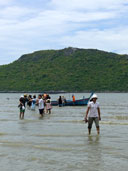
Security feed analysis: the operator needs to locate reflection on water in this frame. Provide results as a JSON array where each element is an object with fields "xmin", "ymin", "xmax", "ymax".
[
  {"xmin": 0, "ymin": 93, "xmax": 127, "ymax": 170},
  {"xmin": 88, "ymin": 135, "xmax": 100, "ymax": 144},
  {"xmin": 86, "ymin": 135, "xmax": 104, "ymax": 171}
]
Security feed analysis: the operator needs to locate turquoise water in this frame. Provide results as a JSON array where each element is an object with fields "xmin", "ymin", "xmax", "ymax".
[{"xmin": 0, "ymin": 93, "xmax": 128, "ymax": 171}]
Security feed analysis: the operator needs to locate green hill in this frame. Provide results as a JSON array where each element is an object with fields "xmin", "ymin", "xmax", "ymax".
[{"xmin": 0, "ymin": 47, "xmax": 128, "ymax": 92}]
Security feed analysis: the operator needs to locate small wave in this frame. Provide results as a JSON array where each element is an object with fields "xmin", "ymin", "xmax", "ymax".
[
  {"xmin": 53, "ymin": 120, "xmax": 84, "ymax": 123},
  {"xmin": 0, "ymin": 133, "xmax": 7, "ymax": 136},
  {"xmin": 33, "ymin": 145, "xmax": 72, "ymax": 152},
  {"xmin": 101, "ymin": 121, "xmax": 128, "ymax": 125},
  {"xmin": 0, "ymin": 119, "xmax": 13, "ymax": 122},
  {"xmin": 115, "ymin": 116, "xmax": 128, "ymax": 120},
  {"xmin": 0, "ymin": 153, "xmax": 7, "ymax": 157},
  {"xmin": 104, "ymin": 116, "xmax": 128, "ymax": 120},
  {"xmin": 33, "ymin": 134, "xmax": 83, "ymax": 138},
  {"xmin": 18, "ymin": 119, "xmax": 41, "ymax": 123},
  {"xmin": 50, "ymin": 119, "xmax": 128, "ymax": 125},
  {"xmin": 0, "ymin": 141, "xmax": 25, "ymax": 148}
]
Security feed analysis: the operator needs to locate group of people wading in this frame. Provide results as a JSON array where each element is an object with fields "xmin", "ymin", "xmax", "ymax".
[
  {"xmin": 18, "ymin": 93, "xmax": 101, "ymax": 135},
  {"xmin": 18, "ymin": 94, "xmax": 52, "ymax": 119}
]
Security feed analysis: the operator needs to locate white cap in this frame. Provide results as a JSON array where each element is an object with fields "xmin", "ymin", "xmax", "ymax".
[
  {"xmin": 91, "ymin": 94, "xmax": 98, "ymax": 99},
  {"xmin": 20, "ymin": 95, "xmax": 24, "ymax": 98}
]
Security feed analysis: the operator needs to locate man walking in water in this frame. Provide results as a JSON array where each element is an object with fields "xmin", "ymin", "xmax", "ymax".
[
  {"xmin": 37, "ymin": 94, "xmax": 44, "ymax": 117},
  {"xmin": 84, "ymin": 94, "xmax": 101, "ymax": 135}
]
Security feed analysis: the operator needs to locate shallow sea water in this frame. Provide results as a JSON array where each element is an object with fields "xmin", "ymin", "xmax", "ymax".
[{"xmin": 0, "ymin": 93, "xmax": 128, "ymax": 171}]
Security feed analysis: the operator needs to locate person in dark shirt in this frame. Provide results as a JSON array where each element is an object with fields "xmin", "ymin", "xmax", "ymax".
[{"xmin": 58, "ymin": 96, "xmax": 62, "ymax": 107}]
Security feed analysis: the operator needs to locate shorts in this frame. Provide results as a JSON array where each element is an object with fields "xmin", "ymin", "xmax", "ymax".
[
  {"xmin": 39, "ymin": 109, "xmax": 44, "ymax": 115},
  {"xmin": 20, "ymin": 108, "xmax": 25, "ymax": 113},
  {"xmin": 88, "ymin": 117, "xmax": 99, "ymax": 129}
]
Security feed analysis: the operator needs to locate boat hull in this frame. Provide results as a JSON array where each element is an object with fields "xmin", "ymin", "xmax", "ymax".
[{"xmin": 51, "ymin": 93, "xmax": 93, "ymax": 106}]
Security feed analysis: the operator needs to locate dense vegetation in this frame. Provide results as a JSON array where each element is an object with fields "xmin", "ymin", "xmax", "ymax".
[{"xmin": 0, "ymin": 47, "xmax": 128, "ymax": 92}]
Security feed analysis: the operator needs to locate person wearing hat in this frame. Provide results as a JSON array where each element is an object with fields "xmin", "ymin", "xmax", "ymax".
[{"xmin": 84, "ymin": 94, "xmax": 101, "ymax": 135}]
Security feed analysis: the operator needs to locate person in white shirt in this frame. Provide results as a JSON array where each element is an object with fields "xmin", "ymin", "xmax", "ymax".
[
  {"xmin": 37, "ymin": 94, "xmax": 44, "ymax": 117},
  {"xmin": 84, "ymin": 94, "xmax": 101, "ymax": 135}
]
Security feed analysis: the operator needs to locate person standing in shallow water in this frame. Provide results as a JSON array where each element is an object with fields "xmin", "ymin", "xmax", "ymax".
[
  {"xmin": 46, "ymin": 96, "xmax": 52, "ymax": 114},
  {"xmin": 19, "ymin": 95, "xmax": 25, "ymax": 119},
  {"xmin": 58, "ymin": 96, "xmax": 62, "ymax": 107},
  {"xmin": 37, "ymin": 94, "xmax": 44, "ymax": 117},
  {"xmin": 84, "ymin": 94, "xmax": 101, "ymax": 135},
  {"xmin": 31, "ymin": 95, "xmax": 37, "ymax": 110}
]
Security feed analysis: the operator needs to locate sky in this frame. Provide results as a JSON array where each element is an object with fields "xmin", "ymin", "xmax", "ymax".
[{"xmin": 0, "ymin": 0, "xmax": 128, "ymax": 65}]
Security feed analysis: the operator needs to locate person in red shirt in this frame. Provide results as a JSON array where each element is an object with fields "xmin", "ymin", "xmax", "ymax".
[{"xmin": 72, "ymin": 95, "xmax": 75, "ymax": 102}]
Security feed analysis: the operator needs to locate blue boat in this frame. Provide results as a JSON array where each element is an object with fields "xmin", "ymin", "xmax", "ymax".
[{"xmin": 51, "ymin": 93, "xmax": 93, "ymax": 106}]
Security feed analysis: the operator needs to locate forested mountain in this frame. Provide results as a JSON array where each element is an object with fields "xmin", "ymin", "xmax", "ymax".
[{"xmin": 0, "ymin": 47, "xmax": 128, "ymax": 92}]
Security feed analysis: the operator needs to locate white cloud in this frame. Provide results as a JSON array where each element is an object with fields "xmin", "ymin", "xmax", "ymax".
[
  {"xmin": 0, "ymin": 6, "xmax": 35, "ymax": 20},
  {"xmin": 0, "ymin": 0, "xmax": 128, "ymax": 64},
  {"xmin": 59, "ymin": 27, "xmax": 128, "ymax": 54},
  {"xmin": 51, "ymin": 0, "xmax": 128, "ymax": 10},
  {"xmin": 0, "ymin": 0, "xmax": 12, "ymax": 6}
]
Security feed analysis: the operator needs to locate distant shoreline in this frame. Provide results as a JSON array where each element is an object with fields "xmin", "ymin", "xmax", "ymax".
[{"xmin": 0, "ymin": 91, "xmax": 127, "ymax": 94}]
